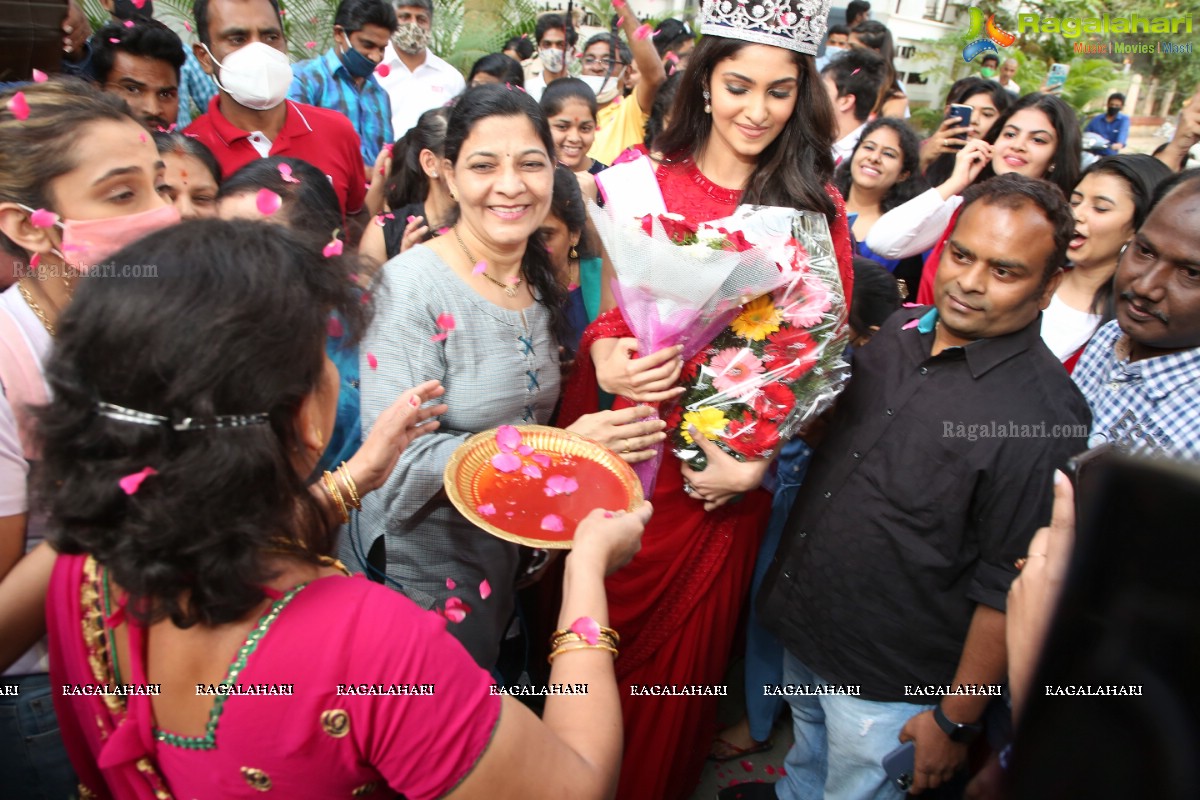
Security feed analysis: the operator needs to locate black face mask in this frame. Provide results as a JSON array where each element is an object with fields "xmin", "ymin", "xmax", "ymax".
[
  {"xmin": 1107, "ymin": 105, "xmax": 1122, "ymax": 117},
  {"xmin": 112, "ymin": 0, "xmax": 154, "ymax": 20}
]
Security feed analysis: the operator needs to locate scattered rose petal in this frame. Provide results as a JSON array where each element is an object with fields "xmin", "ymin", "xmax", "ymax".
[
  {"xmin": 119, "ymin": 466, "xmax": 158, "ymax": 495},
  {"xmin": 507, "ymin": 275, "xmax": 520, "ymax": 285},
  {"xmin": 327, "ymin": 317, "xmax": 344, "ymax": 337},
  {"xmin": 184, "ymin": 21, "xmax": 192, "ymax": 32},
  {"xmin": 496, "ymin": 425, "xmax": 521, "ymax": 452},
  {"xmin": 611, "ymin": 0, "xmax": 626, "ymax": 8},
  {"xmin": 570, "ymin": 616, "xmax": 600, "ymax": 644},
  {"xmin": 740, "ymin": 760, "xmax": 754, "ymax": 772},
  {"xmin": 123, "ymin": 19, "xmax": 134, "ymax": 27},
  {"xmin": 603, "ymin": 511, "xmax": 614, "ymax": 518},
  {"xmin": 131, "ymin": 0, "xmax": 146, "ymax": 8},
  {"xmin": 901, "ymin": 318, "xmax": 920, "ymax": 330},
  {"xmin": 376, "ymin": 64, "xmax": 390, "ymax": 77},
  {"xmin": 278, "ymin": 163, "xmax": 300, "ymax": 183},
  {"xmin": 323, "ymin": 238, "xmax": 344, "ymax": 258},
  {"xmin": 545, "ymin": 475, "xmax": 579, "ymax": 495},
  {"xmin": 305, "ymin": 41, "xmax": 317, "ymax": 49},
  {"xmin": 32, "ymin": 69, "xmax": 48, "ymax": 83},
  {"xmin": 435, "ymin": 313, "xmax": 456, "ymax": 332},
  {"xmin": 532, "ymin": 453, "xmax": 551, "ymax": 467},
  {"xmin": 374, "ymin": 214, "xmax": 387, "ymax": 226},
  {"xmin": 446, "ymin": 577, "xmax": 456, "ymax": 589},
  {"xmin": 664, "ymin": 52, "xmax": 679, "ymax": 65},
  {"xmin": 436, "ymin": 227, "xmax": 450, "ymax": 236},
  {"xmin": 851, "ymin": 68, "xmax": 861, "ymax": 76},
  {"xmin": 430, "ymin": 332, "xmax": 448, "ymax": 342},
  {"xmin": 540, "ymin": 513, "xmax": 564, "ymax": 533},
  {"xmin": 108, "ymin": 37, "xmax": 120, "ymax": 43},
  {"xmin": 139, "ymin": 132, "xmax": 147, "ymax": 142},
  {"xmin": 442, "ymin": 596, "xmax": 469, "ymax": 623},
  {"xmin": 617, "ymin": 15, "xmax": 625, "ymax": 25},
  {"xmin": 366, "ymin": 352, "xmax": 378, "ymax": 370},
  {"xmin": 8, "ymin": 91, "xmax": 29, "ymax": 120},
  {"xmin": 29, "ymin": 253, "xmax": 40, "ymax": 269},
  {"xmin": 517, "ymin": 444, "xmax": 533, "ymax": 456},
  {"xmin": 472, "ymin": 260, "xmax": 487, "ymax": 275},
  {"xmin": 902, "ymin": 302, "xmax": 922, "ymax": 307},
  {"xmin": 479, "ymin": 579, "xmax": 491, "ymax": 599},
  {"xmin": 567, "ymin": 282, "xmax": 579, "ymax": 291},
  {"xmin": 406, "ymin": 215, "xmax": 418, "ymax": 224},
  {"xmin": 634, "ymin": 23, "xmax": 652, "ymax": 40},
  {"xmin": 29, "ymin": 209, "xmax": 58, "ymax": 228},
  {"xmin": 477, "ymin": 502, "xmax": 497, "ymax": 516},
  {"xmin": 522, "ymin": 464, "xmax": 542, "ymax": 479},
  {"xmin": 491, "ymin": 452, "xmax": 522, "ymax": 472},
  {"xmin": 255, "ymin": 188, "xmax": 281, "ymax": 216}
]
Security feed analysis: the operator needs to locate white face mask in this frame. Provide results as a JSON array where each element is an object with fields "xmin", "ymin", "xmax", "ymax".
[
  {"xmin": 203, "ymin": 42, "xmax": 293, "ymax": 111},
  {"xmin": 578, "ymin": 73, "xmax": 624, "ymax": 105},
  {"xmin": 539, "ymin": 47, "xmax": 565, "ymax": 74}
]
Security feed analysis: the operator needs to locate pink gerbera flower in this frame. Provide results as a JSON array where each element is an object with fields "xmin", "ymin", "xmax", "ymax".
[{"xmin": 708, "ymin": 347, "xmax": 765, "ymax": 397}]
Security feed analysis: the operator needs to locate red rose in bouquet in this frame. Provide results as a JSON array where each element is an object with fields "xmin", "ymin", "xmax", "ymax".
[
  {"xmin": 659, "ymin": 215, "xmax": 700, "ymax": 244},
  {"xmin": 726, "ymin": 419, "xmax": 781, "ymax": 459}
]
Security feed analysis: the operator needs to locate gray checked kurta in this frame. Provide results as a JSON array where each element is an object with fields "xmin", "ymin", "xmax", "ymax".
[{"xmin": 343, "ymin": 244, "xmax": 562, "ymax": 668}]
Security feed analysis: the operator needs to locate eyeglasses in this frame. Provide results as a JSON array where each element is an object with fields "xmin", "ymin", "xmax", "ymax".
[
  {"xmin": 582, "ymin": 55, "xmax": 625, "ymax": 68},
  {"xmin": 105, "ymin": 83, "xmax": 178, "ymax": 102}
]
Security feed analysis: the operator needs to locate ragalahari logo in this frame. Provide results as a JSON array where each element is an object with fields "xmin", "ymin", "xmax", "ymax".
[{"xmin": 963, "ymin": 7, "xmax": 1017, "ymax": 62}]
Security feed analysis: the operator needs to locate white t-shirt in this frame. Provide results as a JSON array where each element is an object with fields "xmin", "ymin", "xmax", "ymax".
[
  {"xmin": 1041, "ymin": 293, "xmax": 1103, "ymax": 361},
  {"xmin": 375, "ymin": 44, "xmax": 466, "ymax": 138},
  {"xmin": 0, "ymin": 284, "xmax": 52, "ymax": 676}
]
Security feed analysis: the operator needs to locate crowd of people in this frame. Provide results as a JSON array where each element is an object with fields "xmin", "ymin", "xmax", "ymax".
[{"xmin": 1, "ymin": 0, "xmax": 1199, "ymax": 798}]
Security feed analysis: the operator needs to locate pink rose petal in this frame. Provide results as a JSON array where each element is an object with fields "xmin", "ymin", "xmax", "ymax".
[
  {"xmin": 305, "ymin": 41, "xmax": 317, "ymax": 49},
  {"xmin": 446, "ymin": 577, "xmax": 456, "ymax": 589},
  {"xmin": 902, "ymin": 302, "xmax": 922, "ymax": 308},
  {"xmin": 540, "ymin": 514, "xmax": 564, "ymax": 533},
  {"xmin": 634, "ymin": 23, "xmax": 652, "ymax": 40},
  {"xmin": 496, "ymin": 424, "xmax": 521, "ymax": 453},
  {"xmin": 406, "ymin": 215, "xmax": 419, "ymax": 224},
  {"xmin": 479, "ymin": 579, "xmax": 491, "ymax": 599},
  {"xmin": 119, "ymin": 466, "xmax": 158, "ymax": 495},
  {"xmin": 477, "ymin": 502, "xmax": 497, "ymax": 516},
  {"xmin": 322, "ymin": 238, "xmax": 344, "ymax": 258},
  {"xmin": 472, "ymin": 260, "xmax": 487, "ymax": 275},
  {"xmin": 366, "ymin": 353, "xmax": 378, "ymax": 370},
  {"xmin": 8, "ymin": 92, "xmax": 30, "ymax": 120},
  {"xmin": 108, "ymin": 37, "xmax": 120, "ymax": 43},
  {"xmin": 531, "ymin": 453, "xmax": 551, "ymax": 467},
  {"xmin": 374, "ymin": 214, "xmax": 387, "ymax": 226},
  {"xmin": 517, "ymin": 444, "xmax": 534, "ymax": 456},
  {"xmin": 664, "ymin": 52, "xmax": 679, "ymax": 65},
  {"xmin": 545, "ymin": 475, "xmax": 579, "ymax": 495},
  {"xmin": 522, "ymin": 464, "xmax": 542, "ymax": 479},
  {"xmin": 29, "ymin": 253, "xmax": 40, "ymax": 269},
  {"xmin": 436, "ymin": 227, "xmax": 450, "ymax": 236},
  {"xmin": 430, "ymin": 332, "xmax": 448, "ymax": 342},
  {"xmin": 617, "ymin": 15, "xmax": 625, "ymax": 25},
  {"xmin": 376, "ymin": 64, "xmax": 390, "ymax": 77},
  {"xmin": 29, "ymin": 209, "xmax": 58, "ymax": 228},
  {"xmin": 131, "ymin": 0, "xmax": 146, "ymax": 8},
  {"xmin": 278, "ymin": 163, "xmax": 300, "ymax": 183},
  {"xmin": 32, "ymin": 69, "xmax": 48, "ymax": 83},
  {"xmin": 491, "ymin": 452, "xmax": 522, "ymax": 473},
  {"xmin": 570, "ymin": 616, "xmax": 600, "ymax": 644},
  {"xmin": 506, "ymin": 275, "xmax": 520, "ymax": 285},
  {"xmin": 611, "ymin": 0, "xmax": 626, "ymax": 8},
  {"xmin": 123, "ymin": 19, "xmax": 134, "ymax": 27},
  {"xmin": 436, "ymin": 313, "xmax": 456, "ymax": 332},
  {"xmin": 255, "ymin": 188, "xmax": 281, "ymax": 216},
  {"xmin": 901, "ymin": 318, "xmax": 920, "ymax": 330},
  {"xmin": 327, "ymin": 317, "xmax": 344, "ymax": 337},
  {"xmin": 184, "ymin": 21, "xmax": 193, "ymax": 32}
]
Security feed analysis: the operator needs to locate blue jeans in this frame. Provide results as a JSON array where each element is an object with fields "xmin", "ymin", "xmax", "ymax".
[
  {"xmin": 0, "ymin": 673, "xmax": 76, "ymax": 799},
  {"xmin": 774, "ymin": 653, "xmax": 934, "ymax": 800},
  {"xmin": 745, "ymin": 437, "xmax": 812, "ymax": 742}
]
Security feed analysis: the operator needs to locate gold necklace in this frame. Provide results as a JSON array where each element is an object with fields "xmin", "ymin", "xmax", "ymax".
[
  {"xmin": 267, "ymin": 538, "xmax": 351, "ymax": 577},
  {"xmin": 453, "ymin": 226, "xmax": 523, "ymax": 298},
  {"xmin": 17, "ymin": 279, "xmax": 56, "ymax": 336}
]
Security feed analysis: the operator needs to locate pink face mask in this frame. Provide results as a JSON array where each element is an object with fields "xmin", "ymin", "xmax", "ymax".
[{"xmin": 24, "ymin": 203, "xmax": 182, "ymax": 271}]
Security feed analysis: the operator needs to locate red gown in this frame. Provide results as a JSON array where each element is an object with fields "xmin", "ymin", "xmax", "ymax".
[{"xmin": 558, "ymin": 159, "xmax": 854, "ymax": 800}]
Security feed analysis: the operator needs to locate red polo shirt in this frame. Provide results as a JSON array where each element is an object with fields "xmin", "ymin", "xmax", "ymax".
[{"xmin": 185, "ymin": 97, "xmax": 366, "ymax": 215}]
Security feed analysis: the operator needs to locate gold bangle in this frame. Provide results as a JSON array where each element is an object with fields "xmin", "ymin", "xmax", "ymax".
[
  {"xmin": 336, "ymin": 462, "xmax": 362, "ymax": 511},
  {"xmin": 322, "ymin": 471, "xmax": 349, "ymax": 524},
  {"xmin": 550, "ymin": 631, "xmax": 619, "ymax": 651},
  {"xmin": 549, "ymin": 624, "xmax": 620, "ymax": 648},
  {"xmin": 547, "ymin": 642, "xmax": 619, "ymax": 664}
]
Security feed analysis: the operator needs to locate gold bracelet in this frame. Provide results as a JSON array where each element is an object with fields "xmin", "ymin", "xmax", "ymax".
[
  {"xmin": 322, "ymin": 471, "xmax": 349, "ymax": 524},
  {"xmin": 550, "ymin": 631, "xmax": 619, "ymax": 651},
  {"xmin": 549, "ymin": 624, "xmax": 620, "ymax": 648},
  {"xmin": 547, "ymin": 642, "xmax": 619, "ymax": 664},
  {"xmin": 336, "ymin": 462, "xmax": 362, "ymax": 511}
]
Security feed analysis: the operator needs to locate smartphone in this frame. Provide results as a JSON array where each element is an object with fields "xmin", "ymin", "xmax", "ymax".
[
  {"xmin": 882, "ymin": 741, "xmax": 915, "ymax": 791},
  {"xmin": 1045, "ymin": 63, "xmax": 1070, "ymax": 91},
  {"xmin": 946, "ymin": 103, "xmax": 973, "ymax": 139}
]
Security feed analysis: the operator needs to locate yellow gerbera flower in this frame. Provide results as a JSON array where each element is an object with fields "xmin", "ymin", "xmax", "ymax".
[
  {"xmin": 681, "ymin": 407, "xmax": 729, "ymax": 444},
  {"xmin": 730, "ymin": 295, "xmax": 782, "ymax": 341}
]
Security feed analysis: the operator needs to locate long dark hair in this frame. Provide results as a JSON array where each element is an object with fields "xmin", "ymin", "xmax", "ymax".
[
  {"xmin": 925, "ymin": 77, "xmax": 1013, "ymax": 187},
  {"xmin": 385, "ymin": 106, "xmax": 450, "ymax": 211},
  {"xmin": 979, "ymin": 92, "xmax": 1081, "ymax": 199},
  {"xmin": 35, "ymin": 220, "xmax": 370, "ymax": 628},
  {"xmin": 849, "ymin": 20, "xmax": 904, "ymax": 115},
  {"xmin": 835, "ymin": 117, "xmax": 929, "ymax": 213},
  {"xmin": 218, "ymin": 157, "xmax": 342, "ymax": 251},
  {"xmin": 550, "ymin": 164, "xmax": 591, "ymax": 258},
  {"xmin": 443, "ymin": 84, "xmax": 569, "ymax": 341},
  {"xmin": 654, "ymin": 36, "xmax": 837, "ymax": 222}
]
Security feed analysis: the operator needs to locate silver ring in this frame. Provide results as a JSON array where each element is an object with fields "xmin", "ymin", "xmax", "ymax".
[{"xmin": 683, "ymin": 483, "xmax": 694, "ymax": 495}]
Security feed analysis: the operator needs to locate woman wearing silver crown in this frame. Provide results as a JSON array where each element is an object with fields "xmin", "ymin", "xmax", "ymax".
[{"xmin": 558, "ymin": 1, "xmax": 855, "ymax": 796}]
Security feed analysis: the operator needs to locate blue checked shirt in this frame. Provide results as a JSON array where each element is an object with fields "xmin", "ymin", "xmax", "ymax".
[
  {"xmin": 288, "ymin": 48, "xmax": 393, "ymax": 166},
  {"xmin": 1072, "ymin": 320, "xmax": 1200, "ymax": 462},
  {"xmin": 177, "ymin": 46, "xmax": 218, "ymax": 131}
]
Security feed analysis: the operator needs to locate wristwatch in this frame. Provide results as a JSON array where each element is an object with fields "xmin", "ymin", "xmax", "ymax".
[{"xmin": 933, "ymin": 704, "xmax": 983, "ymax": 743}]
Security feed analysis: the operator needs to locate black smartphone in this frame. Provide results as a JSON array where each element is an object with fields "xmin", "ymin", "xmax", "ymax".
[
  {"xmin": 1063, "ymin": 443, "xmax": 1112, "ymax": 515},
  {"xmin": 882, "ymin": 741, "xmax": 915, "ymax": 791},
  {"xmin": 946, "ymin": 104, "xmax": 973, "ymax": 139}
]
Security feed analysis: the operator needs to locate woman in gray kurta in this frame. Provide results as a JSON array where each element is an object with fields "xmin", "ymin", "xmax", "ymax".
[{"xmin": 346, "ymin": 85, "xmax": 667, "ymax": 669}]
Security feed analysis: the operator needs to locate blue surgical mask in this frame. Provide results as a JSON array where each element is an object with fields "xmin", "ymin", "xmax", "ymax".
[{"xmin": 339, "ymin": 43, "xmax": 378, "ymax": 79}]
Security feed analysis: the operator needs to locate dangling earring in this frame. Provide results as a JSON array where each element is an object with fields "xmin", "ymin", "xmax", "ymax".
[
  {"xmin": 312, "ymin": 427, "xmax": 325, "ymax": 452},
  {"xmin": 702, "ymin": 89, "xmax": 711, "ymax": 114},
  {"xmin": 569, "ymin": 244, "xmax": 578, "ymax": 259}
]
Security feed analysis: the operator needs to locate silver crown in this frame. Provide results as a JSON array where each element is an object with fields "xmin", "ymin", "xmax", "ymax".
[{"xmin": 699, "ymin": 0, "xmax": 832, "ymax": 56}]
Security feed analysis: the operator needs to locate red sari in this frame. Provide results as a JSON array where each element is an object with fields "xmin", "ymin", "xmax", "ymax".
[{"xmin": 559, "ymin": 159, "xmax": 854, "ymax": 800}]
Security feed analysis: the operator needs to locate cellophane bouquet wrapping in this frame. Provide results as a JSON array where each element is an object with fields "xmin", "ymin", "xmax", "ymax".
[
  {"xmin": 667, "ymin": 207, "xmax": 850, "ymax": 470},
  {"xmin": 586, "ymin": 201, "xmax": 792, "ymax": 495}
]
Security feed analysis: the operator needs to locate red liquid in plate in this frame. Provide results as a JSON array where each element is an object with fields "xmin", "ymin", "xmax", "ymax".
[{"xmin": 474, "ymin": 455, "xmax": 630, "ymax": 543}]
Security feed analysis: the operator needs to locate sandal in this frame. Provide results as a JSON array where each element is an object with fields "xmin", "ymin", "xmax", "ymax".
[{"xmin": 707, "ymin": 735, "xmax": 774, "ymax": 762}]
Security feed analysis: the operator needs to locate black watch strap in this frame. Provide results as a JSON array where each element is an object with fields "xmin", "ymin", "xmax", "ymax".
[{"xmin": 933, "ymin": 704, "xmax": 983, "ymax": 743}]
